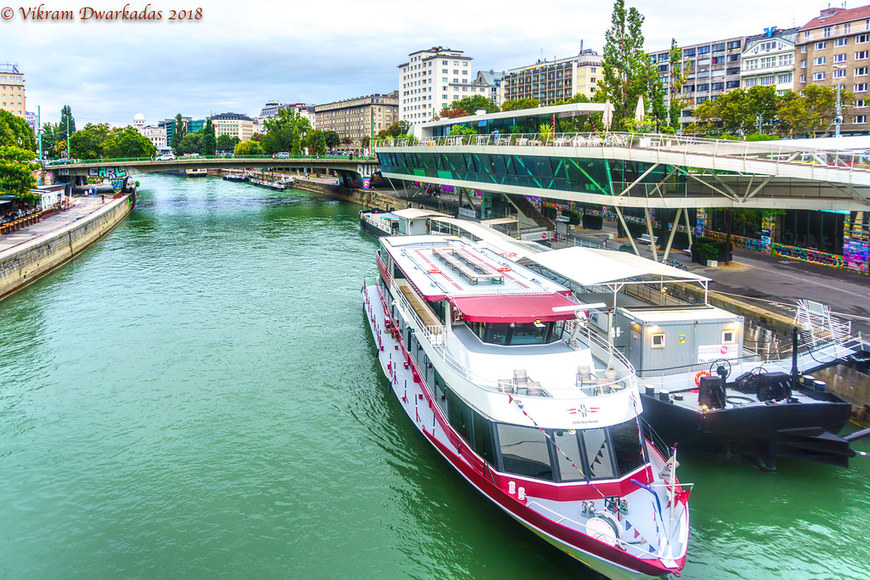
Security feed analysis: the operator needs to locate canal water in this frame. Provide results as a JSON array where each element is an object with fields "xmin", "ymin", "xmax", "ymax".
[{"xmin": 0, "ymin": 174, "xmax": 867, "ymax": 579}]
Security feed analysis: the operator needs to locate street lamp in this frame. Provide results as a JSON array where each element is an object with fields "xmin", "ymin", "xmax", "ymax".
[{"xmin": 833, "ymin": 64, "xmax": 846, "ymax": 137}]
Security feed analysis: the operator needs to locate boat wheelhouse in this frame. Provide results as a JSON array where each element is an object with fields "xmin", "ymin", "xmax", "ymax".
[{"xmin": 363, "ymin": 235, "xmax": 691, "ymax": 579}]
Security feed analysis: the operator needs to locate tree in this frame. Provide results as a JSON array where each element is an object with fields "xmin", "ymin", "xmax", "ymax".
[
  {"xmin": 439, "ymin": 94, "xmax": 498, "ymax": 118},
  {"xmin": 59, "ymin": 105, "xmax": 76, "ymax": 151},
  {"xmin": 501, "ymin": 98, "xmax": 540, "ymax": 112},
  {"xmin": 305, "ymin": 129, "xmax": 327, "ymax": 155},
  {"xmin": 0, "ymin": 145, "xmax": 38, "ymax": 196},
  {"xmin": 200, "ymin": 118, "xmax": 216, "ymax": 156},
  {"xmin": 360, "ymin": 135, "xmax": 371, "ymax": 149},
  {"xmin": 262, "ymin": 108, "xmax": 311, "ymax": 155},
  {"xmin": 667, "ymin": 39, "xmax": 689, "ymax": 131},
  {"xmin": 171, "ymin": 114, "xmax": 187, "ymax": 155},
  {"xmin": 69, "ymin": 123, "xmax": 111, "ymax": 159},
  {"xmin": 107, "ymin": 126, "xmax": 157, "ymax": 158},
  {"xmin": 178, "ymin": 132, "xmax": 202, "ymax": 155},
  {"xmin": 449, "ymin": 124, "xmax": 476, "ymax": 137},
  {"xmin": 0, "ymin": 110, "xmax": 36, "ymax": 152},
  {"xmin": 234, "ymin": 140, "xmax": 263, "ymax": 156},
  {"xmin": 376, "ymin": 121, "xmax": 411, "ymax": 139},
  {"xmin": 601, "ymin": 0, "xmax": 649, "ymax": 131},
  {"xmin": 216, "ymin": 134, "xmax": 239, "ymax": 152},
  {"xmin": 323, "ymin": 130, "xmax": 341, "ymax": 150}
]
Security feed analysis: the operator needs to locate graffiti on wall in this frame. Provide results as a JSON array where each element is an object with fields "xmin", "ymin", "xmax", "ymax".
[
  {"xmin": 88, "ymin": 167, "xmax": 127, "ymax": 179},
  {"xmin": 772, "ymin": 243, "xmax": 846, "ymax": 269}
]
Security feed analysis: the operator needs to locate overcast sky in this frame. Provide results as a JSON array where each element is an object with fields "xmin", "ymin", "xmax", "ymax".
[{"xmin": 1, "ymin": 0, "xmax": 836, "ymax": 126}]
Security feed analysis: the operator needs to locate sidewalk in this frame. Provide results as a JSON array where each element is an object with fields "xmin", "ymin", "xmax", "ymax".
[
  {"xmin": 561, "ymin": 223, "xmax": 870, "ymax": 336},
  {"xmin": 0, "ymin": 196, "xmax": 109, "ymax": 256}
]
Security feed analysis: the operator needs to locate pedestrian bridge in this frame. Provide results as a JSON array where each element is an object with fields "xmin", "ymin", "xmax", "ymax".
[
  {"xmin": 47, "ymin": 155, "xmax": 380, "ymax": 182},
  {"xmin": 375, "ymin": 132, "xmax": 870, "ymax": 211}
]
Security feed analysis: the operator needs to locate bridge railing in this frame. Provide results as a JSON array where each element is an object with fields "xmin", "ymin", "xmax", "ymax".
[
  {"xmin": 376, "ymin": 132, "xmax": 870, "ymax": 175},
  {"xmin": 46, "ymin": 153, "xmax": 378, "ymax": 167}
]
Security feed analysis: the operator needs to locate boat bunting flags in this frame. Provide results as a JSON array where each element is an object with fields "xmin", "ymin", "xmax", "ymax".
[{"xmin": 509, "ymin": 395, "xmax": 589, "ymax": 482}]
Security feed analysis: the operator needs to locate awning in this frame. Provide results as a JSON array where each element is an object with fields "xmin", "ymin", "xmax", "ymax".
[
  {"xmin": 529, "ymin": 246, "xmax": 709, "ymax": 286},
  {"xmin": 450, "ymin": 294, "xmax": 578, "ymax": 323}
]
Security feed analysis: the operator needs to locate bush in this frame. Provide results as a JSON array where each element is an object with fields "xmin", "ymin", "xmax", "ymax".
[
  {"xmin": 626, "ymin": 221, "xmax": 646, "ymax": 239},
  {"xmin": 563, "ymin": 209, "xmax": 581, "ymax": 225},
  {"xmin": 582, "ymin": 214, "xmax": 603, "ymax": 229},
  {"xmin": 690, "ymin": 236, "xmax": 732, "ymax": 263}
]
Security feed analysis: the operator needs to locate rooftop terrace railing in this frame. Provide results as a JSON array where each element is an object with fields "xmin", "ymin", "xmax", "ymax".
[{"xmin": 376, "ymin": 132, "xmax": 870, "ymax": 176}]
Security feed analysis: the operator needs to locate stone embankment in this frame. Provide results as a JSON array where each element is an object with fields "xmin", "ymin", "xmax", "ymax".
[{"xmin": 0, "ymin": 194, "xmax": 135, "ymax": 300}]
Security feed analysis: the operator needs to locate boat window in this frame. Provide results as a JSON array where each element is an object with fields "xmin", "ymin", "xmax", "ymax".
[
  {"xmin": 496, "ymin": 424, "xmax": 554, "ymax": 481},
  {"xmin": 610, "ymin": 419, "xmax": 645, "ymax": 476},
  {"xmin": 447, "ymin": 389, "xmax": 472, "ymax": 444},
  {"xmin": 470, "ymin": 321, "xmax": 562, "ymax": 346},
  {"xmin": 580, "ymin": 428, "xmax": 617, "ymax": 479},
  {"xmin": 651, "ymin": 333, "xmax": 665, "ymax": 348},
  {"xmin": 433, "ymin": 371, "xmax": 448, "ymax": 417},
  {"xmin": 430, "ymin": 299, "xmax": 446, "ymax": 322},
  {"xmin": 472, "ymin": 411, "xmax": 496, "ymax": 465},
  {"xmin": 551, "ymin": 429, "xmax": 586, "ymax": 481}
]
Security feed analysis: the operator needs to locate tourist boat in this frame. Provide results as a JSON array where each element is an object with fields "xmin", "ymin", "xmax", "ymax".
[
  {"xmin": 529, "ymin": 246, "xmax": 870, "ymax": 469},
  {"xmin": 359, "ymin": 208, "xmax": 445, "ymax": 238},
  {"xmin": 185, "ymin": 168, "xmax": 207, "ymax": 178},
  {"xmin": 223, "ymin": 172, "xmax": 248, "ymax": 182},
  {"xmin": 363, "ymin": 234, "xmax": 691, "ymax": 579}
]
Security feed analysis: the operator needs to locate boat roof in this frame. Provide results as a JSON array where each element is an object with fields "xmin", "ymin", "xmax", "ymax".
[
  {"xmin": 429, "ymin": 217, "xmax": 545, "ymax": 261},
  {"xmin": 381, "ymin": 235, "xmax": 576, "ymax": 321},
  {"xmin": 392, "ymin": 208, "xmax": 445, "ymax": 220},
  {"xmin": 620, "ymin": 305, "xmax": 739, "ymax": 324},
  {"xmin": 529, "ymin": 246, "xmax": 710, "ymax": 286}
]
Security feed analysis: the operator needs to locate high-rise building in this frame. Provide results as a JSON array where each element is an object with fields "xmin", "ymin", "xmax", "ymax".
[
  {"xmin": 500, "ymin": 46, "xmax": 602, "ymax": 106},
  {"xmin": 0, "ymin": 63, "xmax": 26, "ymax": 118},
  {"xmin": 315, "ymin": 92, "xmax": 398, "ymax": 150},
  {"xmin": 649, "ymin": 36, "xmax": 745, "ymax": 123},
  {"xmin": 398, "ymin": 47, "xmax": 490, "ymax": 128},
  {"xmin": 741, "ymin": 27, "xmax": 799, "ymax": 96},
  {"xmin": 158, "ymin": 116, "xmax": 191, "ymax": 145},
  {"xmin": 795, "ymin": 5, "xmax": 870, "ymax": 134}
]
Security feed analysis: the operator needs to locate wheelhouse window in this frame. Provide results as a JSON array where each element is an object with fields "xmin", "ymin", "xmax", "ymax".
[
  {"xmin": 469, "ymin": 321, "xmax": 564, "ymax": 346},
  {"xmin": 497, "ymin": 424, "xmax": 554, "ymax": 481},
  {"xmin": 609, "ymin": 419, "xmax": 645, "ymax": 476},
  {"xmin": 582, "ymin": 428, "xmax": 617, "ymax": 479}
]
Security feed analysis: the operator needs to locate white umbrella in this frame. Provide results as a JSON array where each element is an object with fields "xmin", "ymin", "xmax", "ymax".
[
  {"xmin": 602, "ymin": 100, "xmax": 614, "ymax": 132},
  {"xmin": 634, "ymin": 95, "xmax": 645, "ymax": 123}
]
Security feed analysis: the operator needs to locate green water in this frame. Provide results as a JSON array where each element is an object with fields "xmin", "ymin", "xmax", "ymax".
[{"xmin": 0, "ymin": 174, "xmax": 867, "ymax": 579}]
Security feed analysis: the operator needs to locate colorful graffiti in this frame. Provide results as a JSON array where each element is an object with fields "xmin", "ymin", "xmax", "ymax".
[
  {"xmin": 88, "ymin": 167, "xmax": 127, "ymax": 179},
  {"xmin": 772, "ymin": 243, "xmax": 847, "ymax": 269}
]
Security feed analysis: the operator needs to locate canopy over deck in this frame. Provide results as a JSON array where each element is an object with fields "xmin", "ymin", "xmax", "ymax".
[{"xmin": 450, "ymin": 294, "xmax": 578, "ymax": 323}]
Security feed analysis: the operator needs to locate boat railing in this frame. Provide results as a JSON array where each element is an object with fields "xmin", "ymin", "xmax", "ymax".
[
  {"xmin": 564, "ymin": 319, "xmax": 638, "ymax": 395},
  {"xmin": 392, "ymin": 282, "xmax": 637, "ymax": 398}
]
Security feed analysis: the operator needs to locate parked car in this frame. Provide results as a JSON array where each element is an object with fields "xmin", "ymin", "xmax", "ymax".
[
  {"xmin": 274, "ymin": 152, "xmax": 290, "ymax": 159},
  {"xmin": 156, "ymin": 153, "xmax": 176, "ymax": 161}
]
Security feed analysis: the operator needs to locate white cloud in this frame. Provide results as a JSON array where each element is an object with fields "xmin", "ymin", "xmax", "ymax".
[{"xmin": 2, "ymin": 0, "xmax": 829, "ymax": 126}]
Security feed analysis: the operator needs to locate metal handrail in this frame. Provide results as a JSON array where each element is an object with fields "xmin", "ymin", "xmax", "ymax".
[
  {"xmin": 49, "ymin": 153, "xmax": 379, "ymax": 166},
  {"xmin": 376, "ymin": 131, "xmax": 870, "ymax": 174}
]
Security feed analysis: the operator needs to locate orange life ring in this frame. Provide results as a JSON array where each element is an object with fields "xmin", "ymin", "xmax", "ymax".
[{"xmin": 695, "ymin": 370, "xmax": 710, "ymax": 387}]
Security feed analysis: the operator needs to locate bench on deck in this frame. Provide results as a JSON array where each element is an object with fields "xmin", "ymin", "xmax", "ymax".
[{"xmin": 637, "ymin": 233, "xmax": 658, "ymax": 245}]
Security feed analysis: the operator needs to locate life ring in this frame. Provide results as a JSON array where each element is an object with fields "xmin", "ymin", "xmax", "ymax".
[{"xmin": 695, "ymin": 370, "xmax": 710, "ymax": 386}]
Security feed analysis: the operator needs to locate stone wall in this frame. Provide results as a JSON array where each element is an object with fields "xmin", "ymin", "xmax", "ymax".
[{"xmin": 0, "ymin": 195, "xmax": 134, "ymax": 301}]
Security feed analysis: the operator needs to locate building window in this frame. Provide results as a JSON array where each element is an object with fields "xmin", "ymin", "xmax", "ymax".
[
  {"xmin": 845, "ymin": 22, "xmax": 852, "ymax": 34},
  {"xmin": 857, "ymin": 115, "xmax": 867, "ymax": 123},
  {"xmin": 856, "ymin": 83, "xmax": 868, "ymax": 92},
  {"xmin": 824, "ymin": 27, "xmax": 831, "ymax": 38},
  {"xmin": 857, "ymin": 67, "xmax": 868, "ymax": 76},
  {"xmin": 857, "ymin": 51, "xmax": 869, "ymax": 60},
  {"xmin": 801, "ymin": 45, "xmax": 808, "ymax": 53},
  {"xmin": 857, "ymin": 99, "xmax": 867, "ymax": 107},
  {"xmin": 815, "ymin": 41, "xmax": 827, "ymax": 50},
  {"xmin": 859, "ymin": 34, "xmax": 870, "ymax": 44},
  {"xmin": 814, "ymin": 56, "xmax": 826, "ymax": 65},
  {"xmin": 800, "ymin": 74, "xmax": 807, "ymax": 83},
  {"xmin": 801, "ymin": 59, "xmax": 807, "ymax": 68},
  {"xmin": 836, "ymin": 37, "xmax": 848, "ymax": 47},
  {"xmin": 814, "ymin": 72, "xmax": 826, "ymax": 81},
  {"xmin": 651, "ymin": 333, "xmax": 666, "ymax": 348},
  {"xmin": 835, "ymin": 53, "xmax": 847, "ymax": 63},
  {"xmin": 834, "ymin": 69, "xmax": 846, "ymax": 79}
]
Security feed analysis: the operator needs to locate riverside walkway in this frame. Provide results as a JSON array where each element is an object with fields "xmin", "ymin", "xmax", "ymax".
[{"xmin": 0, "ymin": 196, "xmax": 109, "ymax": 255}]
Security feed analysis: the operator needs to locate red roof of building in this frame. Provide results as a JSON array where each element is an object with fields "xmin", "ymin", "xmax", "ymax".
[
  {"xmin": 450, "ymin": 294, "xmax": 579, "ymax": 323},
  {"xmin": 801, "ymin": 5, "xmax": 870, "ymax": 31}
]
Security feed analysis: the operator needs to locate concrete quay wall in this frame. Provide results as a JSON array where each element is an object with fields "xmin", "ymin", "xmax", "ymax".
[
  {"xmin": 291, "ymin": 179, "xmax": 415, "ymax": 211},
  {"xmin": 0, "ymin": 194, "xmax": 134, "ymax": 301}
]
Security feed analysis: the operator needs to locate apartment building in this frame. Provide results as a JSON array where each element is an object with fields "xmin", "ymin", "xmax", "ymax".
[
  {"xmin": 474, "ymin": 70, "xmax": 505, "ymax": 108},
  {"xmin": 0, "ymin": 63, "xmax": 26, "ymax": 119},
  {"xmin": 795, "ymin": 5, "xmax": 870, "ymax": 134},
  {"xmin": 315, "ymin": 92, "xmax": 398, "ymax": 148},
  {"xmin": 741, "ymin": 27, "xmax": 799, "ymax": 95},
  {"xmin": 500, "ymin": 47, "xmax": 602, "ymax": 106},
  {"xmin": 209, "ymin": 112, "xmax": 254, "ymax": 142},
  {"xmin": 398, "ymin": 47, "xmax": 489, "ymax": 127},
  {"xmin": 649, "ymin": 36, "xmax": 744, "ymax": 122}
]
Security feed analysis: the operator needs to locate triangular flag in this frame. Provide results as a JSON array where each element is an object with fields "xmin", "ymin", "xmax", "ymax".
[
  {"xmin": 649, "ymin": 545, "xmax": 656, "ymax": 553},
  {"xmin": 624, "ymin": 519, "xmax": 631, "ymax": 531},
  {"xmin": 634, "ymin": 528, "xmax": 640, "ymax": 538}
]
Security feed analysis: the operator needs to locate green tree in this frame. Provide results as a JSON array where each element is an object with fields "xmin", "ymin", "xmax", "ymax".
[
  {"xmin": 40, "ymin": 122, "xmax": 59, "ymax": 157},
  {"xmin": 106, "ymin": 126, "xmax": 157, "ymax": 158},
  {"xmin": 234, "ymin": 140, "xmax": 263, "ymax": 156},
  {"xmin": 440, "ymin": 94, "xmax": 499, "ymax": 118},
  {"xmin": 59, "ymin": 105, "xmax": 76, "ymax": 151},
  {"xmin": 501, "ymin": 98, "xmax": 540, "ymax": 112},
  {"xmin": 200, "ymin": 118, "xmax": 216, "ymax": 156},
  {"xmin": 376, "ymin": 121, "xmax": 411, "ymax": 139},
  {"xmin": 69, "ymin": 123, "xmax": 111, "ymax": 159},
  {"xmin": 0, "ymin": 145, "xmax": 38, "ymax": 196},
  {"xmin": 667, "ymin": 39, "xmax": 688, "ymax": 131},
  {"xmin": 449, "ymin": 124, "xmax": 476, "ymax": 137},
  {"xmin": 601, "ymin": 0, "xmax": 649, "ymax": 130},
  {"xmin": 178, "ymin": 132, "xmax": 201, "ymax": 155},
  {"xmin": 171, "ymin": 114, "xmax": 187, "ymax": 155},
  {"xmin": 216, "ymin": 134, "xmax": 239, "ymax": 152},
  {"xmin": 0, "ymin": 110, "xmax": 37, "ymax": 152},
  {"xmin": 262, "ymin": 109, "xmax": 311, "ymax": 155},
  {"xmin": 323, "ymin": 130, "xmax": 341, "ymax": 150},
  {"xmin": 305, "ymin": 129, "xmax": 327, "ymax": 155}
]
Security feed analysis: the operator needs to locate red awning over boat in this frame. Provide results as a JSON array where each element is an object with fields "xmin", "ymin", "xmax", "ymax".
[{"xmin": 450, "ymin": 294, "xmax": 578, "ymax": 323}]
